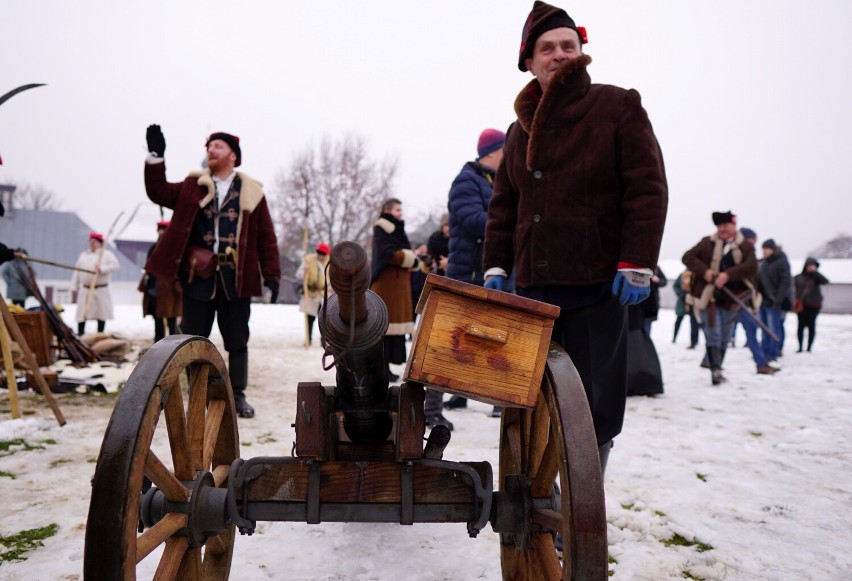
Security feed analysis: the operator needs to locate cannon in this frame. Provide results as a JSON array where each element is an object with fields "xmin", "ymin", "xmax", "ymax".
[{"xmin": 84, "ymin": 242, "xmax": 607, "ymax": 580}]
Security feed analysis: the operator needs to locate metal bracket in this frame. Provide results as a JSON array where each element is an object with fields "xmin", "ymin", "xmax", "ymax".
[
  {"xmin": 306, "ymin": 461, "xmax": 321, "ymax": 524},
  {"xmin": 419, "ymin": 458, "xmax": 493, "ymax": 538},
  {"xmin": 400, "ymin": 462, "xmax": 414, "ymax": 525}
]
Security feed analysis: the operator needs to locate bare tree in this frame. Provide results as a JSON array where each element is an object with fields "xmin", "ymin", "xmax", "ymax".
[
  {"xmin": 272, "ymin": 135, "xmax": 397, "ymax": 263},
  {"xmin": 1, "ymin": 179, "xmax": 62, "ymax": 210}
]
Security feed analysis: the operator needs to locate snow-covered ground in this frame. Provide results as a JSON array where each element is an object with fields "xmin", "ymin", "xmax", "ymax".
[{"xmin": 1, "ymin": 303, "xmax": 850, "ymax": 580}]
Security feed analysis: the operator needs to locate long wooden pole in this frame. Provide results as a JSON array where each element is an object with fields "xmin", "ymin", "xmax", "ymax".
[
  {"xmin": 302, "ymin": 187, "xmax": 311, "ymax": 349},
  {"xmin": 0, "ymin": 315, "xmax": 21, "ymax": 419},
  {"xmin": 82, "ymin": 212, "xmax": 124, "ymax": 320},
  {"xmin": 23, "ymin": 255, "xmax": 96, "ymax": 274}
]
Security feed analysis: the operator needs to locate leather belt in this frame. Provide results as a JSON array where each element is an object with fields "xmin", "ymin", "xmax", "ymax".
[{"xmin": 217, "ymin": 253, "xmax": 235, "ymax": 265}]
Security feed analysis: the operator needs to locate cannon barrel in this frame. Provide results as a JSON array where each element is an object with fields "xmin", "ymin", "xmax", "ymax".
[{"xmin": 318, "ymin": 242, "xmax": 393, "ymax": 444}]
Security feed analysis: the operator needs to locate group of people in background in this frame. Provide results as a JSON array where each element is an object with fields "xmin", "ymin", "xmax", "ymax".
[{"xmin": 680, "ymin": 211, "xmax": 830, "ymax": 385}]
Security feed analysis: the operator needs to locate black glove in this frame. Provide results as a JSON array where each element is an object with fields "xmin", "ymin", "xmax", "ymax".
[
  {"xmin": 264, "ymin": 280, "xmax": 279, "ymax": 304},
  {"xmin": 146, "ymin": 124, "xmax": 166, "ymax": 157}
]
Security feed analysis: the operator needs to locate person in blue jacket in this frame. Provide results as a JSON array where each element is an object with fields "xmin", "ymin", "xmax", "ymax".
[
  {"xmin": 446, "ymin": 129, "xmax": 505, "ymax": 286},
  {"xmin": 440, "ymin": 128, "xmax": 506, "ymax": 416}
]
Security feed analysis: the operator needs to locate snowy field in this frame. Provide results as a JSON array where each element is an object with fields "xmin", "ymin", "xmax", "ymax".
[{"xmin": 1, "ymin": 303, "xmax": 851, "ymax": 580}]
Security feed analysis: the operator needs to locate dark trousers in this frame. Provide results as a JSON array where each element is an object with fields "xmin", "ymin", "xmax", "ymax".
[
  {"xmin": 551, "ymin": 294, "xmax": 628, "ymax": 446},
  {"xmin": 797, "ymin": 308, "xmax": 820, "ymax": 351},
  {"xmin": 181, "ymin": 289, "xmax": 251, "ymax": 391}
]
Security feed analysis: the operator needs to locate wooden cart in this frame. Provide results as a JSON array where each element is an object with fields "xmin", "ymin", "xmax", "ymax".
[{"xmin": 84, "ymin": 242, "xmax": 607, "ymax": 580}]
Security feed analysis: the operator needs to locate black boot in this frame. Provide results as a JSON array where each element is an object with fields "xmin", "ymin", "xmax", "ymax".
[
  {"xmin": 444, "ymin": 395, "xmax": 467, "ymax": 409},
  {"xmin": 424, "ymin": 388, "xmax": 453, "ymax": 431},
  {"xmin": 229, "ymin": 351, "xmax": 254, "ymax": 418},
  {"xmin": 708, "ymin": 346, "xmax": 725, "ymax": 385}
]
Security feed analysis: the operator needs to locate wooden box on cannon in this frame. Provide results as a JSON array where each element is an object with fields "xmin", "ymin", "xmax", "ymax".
[{"xmin": 404, "ymin": 274, "xmax": 560, "ymax": 408}]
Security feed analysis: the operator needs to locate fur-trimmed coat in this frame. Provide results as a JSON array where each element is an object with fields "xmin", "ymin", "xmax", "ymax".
[
  {"xmin": 370, "ymin": 214, "xmax": 424, "ymax": 336},
  {"xmin": 144, "ymin": 161, "xmax": 280, "ymax": 298},
  {"xmin": 483, "ymin": 54, "xmax": 668, "ymax": 288},
  {"xmin": 682, "ymin": 233, "xmax": 758, "ymax": 310}
]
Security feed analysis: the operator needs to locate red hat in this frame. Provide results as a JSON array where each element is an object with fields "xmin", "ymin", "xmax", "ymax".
[
  {"xmin": 156, "ymin": 220, "xmax": 170, "ymax": 230},
  {"xmin": 206, "ymin": 132, "xmax": 242, "ymax": 167},
  {"xmin": 316, "ymin": 242, "xmax": 331, "ymax": 255},
  {"xmin": 518, "ymin": 1, "xmax": 587, "ymax": 72},
  {"xmin": 89, "ymin": 232, "xmax": 104, "ymax": 242}
]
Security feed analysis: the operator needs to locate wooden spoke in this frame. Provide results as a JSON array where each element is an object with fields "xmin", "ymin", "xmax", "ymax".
[
  {"xmin": 505, "ymin": 422, "xmax": 523, "ymax": 474},
  {"xmin": 186, "ymin": 363, "xmax": 210, "ymax": 472},
  {"xmin": 205, "ymin": 533, "xmax": 229, "ymax": 556},
  {"xmin": 137, "ymin": 512, "xmax": 187, "ymax": 563},
  {"xmin": 531, "ymin": 534, "xmax": 562, "ymax": 580},
  {"xmin": 211, "ymin": 463, "xmax": 230, "ymax": 487},
  {"xmin": 530, "ymin": 434, "xmax": 559, "ymax": 498},
  {"xmin": 525, "ymin": 394, "xmax": 551, "ymax": 480},
  {"xmin": 144, "ymin": 449, "xmax": 190, "ymax": 502},
  {"xmin": 203, "ymin": 399, "xmax": 226, "ymax": 470},
  {"xmin": 164, "ymin": 374, "xmax": 192, "ymax": 480},
  {"xmin": 85, "ymin": 335, "xmax": 239, "ymax": 580},
  {"xmin": 177, "ymin": 546, "xmax": 203, "ymax": 579},
  {"xmin": 531, "ymin": 507, "xmax": 563, "ymax": 533},
  {"xmin": 152, "ymin": 536, "xmax": 189, "ymax": 580}
]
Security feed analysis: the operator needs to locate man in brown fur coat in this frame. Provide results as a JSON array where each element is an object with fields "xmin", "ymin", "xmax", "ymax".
[
  {"xmin": 483, "ymin": 1, "xmax": 668, "ymax": 473},
  {"xmin": 143, "ymin": 125, "xmax": 280, "ymax": 418}
]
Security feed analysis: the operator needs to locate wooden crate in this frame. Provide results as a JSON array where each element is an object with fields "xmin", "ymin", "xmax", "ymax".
[
  {"xmin": 404, "ymin": 275, "xmax": 560, "ymax": 408},
  {"xmin": 12, "ymin": 311, "xmax": 52, "ymax": 367}
]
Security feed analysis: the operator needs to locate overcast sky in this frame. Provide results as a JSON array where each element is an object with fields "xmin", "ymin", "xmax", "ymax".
[{"xmin": 2, "ymin": 0, "xmax": 851, "ymax": 259}]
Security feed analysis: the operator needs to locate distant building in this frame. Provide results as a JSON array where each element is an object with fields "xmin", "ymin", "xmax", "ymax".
[{"xmin": 0, "ymin": 202, "xmax": 142, "ymax": 305}]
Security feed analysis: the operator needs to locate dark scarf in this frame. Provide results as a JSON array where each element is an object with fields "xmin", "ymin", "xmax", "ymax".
[{"xmin": 371, "ymin": 213, "xmax": 411, "ymax": 283}]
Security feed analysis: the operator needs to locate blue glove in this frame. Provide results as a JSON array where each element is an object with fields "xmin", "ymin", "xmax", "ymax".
[
  {"xmin": 612, "ymin": 270, "xmax": 651, "ymax": 305},
  {"xmin": 484, "ymin": 275, "xmax": 506, "ymax": 291}
]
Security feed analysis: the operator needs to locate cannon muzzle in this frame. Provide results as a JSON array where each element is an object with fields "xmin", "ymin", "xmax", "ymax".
[{"xmin": 318, "ymin": 242, "xmax": 393, "ymax": 444}]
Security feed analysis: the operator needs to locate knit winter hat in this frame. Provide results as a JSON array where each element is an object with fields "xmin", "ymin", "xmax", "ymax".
[
  {"xmin": 518, "ymin": 1, "xmax": 587, "ymax": 72},
  {"xmin": 740, "ymin": 227, "xmax": 757, "ymax": 240},
  {"xmin": 89, "ymin": 232, "xmax": 104, "ymax": 242},
  {"xmin": 712, "ymin": 211, "xmax": 736, "ymax": 226},
  {"xmin": 206, "ymin": 132, "xmax": 242, "ymax": 167},
  {"xmin": 316, "ymin": 242, "xmax": 331, "ymax": 255},
  {"xmin": 804, "ymin": 257, "xmax": 820, "ymax": 268},
  {"xmin": 477, "ymin": 129, "xmax": 506, "ymax": 159},
  {"xmin": 762, "ymin": 239, "xmax": 777, "ymax": 250}
]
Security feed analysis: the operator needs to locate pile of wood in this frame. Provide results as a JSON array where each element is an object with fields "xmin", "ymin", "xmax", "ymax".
[{"xmin": 14, "ymin": 263, "xmax": 100, "ymax": 364}]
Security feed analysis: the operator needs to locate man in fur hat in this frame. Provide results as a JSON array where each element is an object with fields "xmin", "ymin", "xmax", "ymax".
[
  {"xmin": 683, "ymin": 211, "xmax": 758, "ymax": 385},
  {"xmin": 143, "ymin": 125, "xmax": 281, "ymax": 418},
  {"xmin": 482, "ymin": 1, "xmax": 668, "ymax": 472}
]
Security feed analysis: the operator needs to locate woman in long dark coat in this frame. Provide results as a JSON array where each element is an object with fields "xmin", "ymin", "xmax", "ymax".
[
  {"xmin": 794, "ymin": 257, "xmax": 829, "ymax": 352},
  {"xmin": 370, "ymin": 198, "xmax": 427, "ymax": 381},
  {"xmin": 140, "ymin": 222, "xmax": 182, "ymax": 342}
]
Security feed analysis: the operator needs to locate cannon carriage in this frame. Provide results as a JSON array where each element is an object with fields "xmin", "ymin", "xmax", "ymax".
[{"xmin": 85, "ymin": 242, "xmax": 607, "ymax": 580}]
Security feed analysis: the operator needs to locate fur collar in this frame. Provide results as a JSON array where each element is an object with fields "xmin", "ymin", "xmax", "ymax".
[
  {"xmin": 189, "ymin": 169, "xmax": 265, "ymax": 213},
  {"xmin": 375, "ymin": 217, "xmax": 396, "ymax": 234},
  {"xmin": 514, "ymin": 54, "xmax": 593, "ymax": 171}
]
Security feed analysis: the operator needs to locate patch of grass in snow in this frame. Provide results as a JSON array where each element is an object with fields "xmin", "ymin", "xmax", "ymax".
[
  {"xmin": 49, "ymin": 458, "xmax": 72, "ymax": 469},
  {"xmin": 683, "ymin": 571, "xmax": 706, "ymax": 580},
  {"xmin": 749, "ymin": 430, "xmax": 763, "ymax": 437},
  {"xmin": 0, "ymin": 470, "xmax": 15, "ymax": 479},
  {"xmin": 620, "ymin": 502, "xmax": 642, "ymax": 511},
  {"xmin": 662, "ymin": 533, "xmax": 713, "ymax": 553},
  {"xmin": 0, "ymin": 438, "xmax": 50, "ymax": 458},
  {"xmin": 0, "ymin": 523, "xmax": 58, "ymax": 563},
  {"xmin": 256, "ymin": 432, "xmax": 278, "ymax": 444},
  {"xmin": 695, "ymin": 472, "xmax": 708, "ymax": 482}
]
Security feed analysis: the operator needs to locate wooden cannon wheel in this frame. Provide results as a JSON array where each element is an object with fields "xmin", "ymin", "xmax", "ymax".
[
  {"xmin": 85, "ymin": 335, "xmax": 240, "ymax": 580},
  {"xmin": 498, "ymin": 343, "xmax": 607, "ymax": 580}
]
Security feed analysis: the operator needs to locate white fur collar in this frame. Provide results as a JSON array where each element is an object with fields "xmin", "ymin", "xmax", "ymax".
[{"xmin": 375, "ymin": 217, "xmax": 396, "ymax": 234}]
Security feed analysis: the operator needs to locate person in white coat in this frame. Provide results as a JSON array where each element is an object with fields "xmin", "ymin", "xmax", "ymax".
[{"xmin": 71, "ymin": 232, "xmax": 120, "ymax": 335}]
